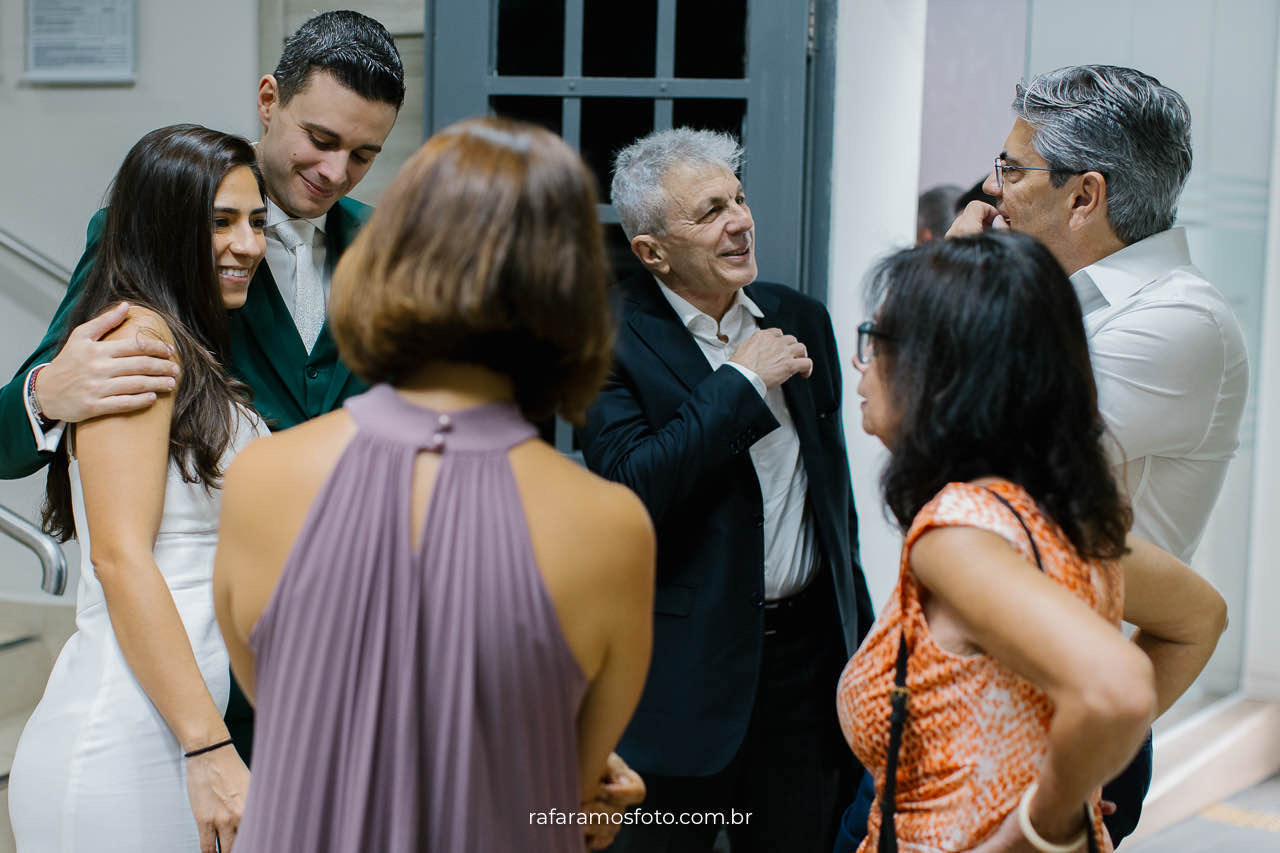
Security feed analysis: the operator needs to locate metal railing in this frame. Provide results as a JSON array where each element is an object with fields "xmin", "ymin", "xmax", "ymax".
[
  {"xmin": 0, "ymin": 226, "xmax": 73, "ymax": 283},
  {"xmin": 0, "ymin": 228, "xmax": 71, "ymax": 597},
  {"xmin": 0, "ymin": 504, "xmax": 67, "ymax": 596}
]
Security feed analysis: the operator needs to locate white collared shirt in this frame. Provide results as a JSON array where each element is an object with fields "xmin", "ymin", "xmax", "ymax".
[
  {"xmin": 656, "ymin": 279, "xmax": 819, "ymax": 599},
  {"xmin": 1070, "ymin": 227, "xmax": 1248, "ymax": 562},
  {"xmin": 264, "ymin": 198, "xmax": 329, "ymax": 333}
]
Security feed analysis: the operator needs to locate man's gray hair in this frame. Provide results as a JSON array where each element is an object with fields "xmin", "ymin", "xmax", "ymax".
[
  {"xmin": 611, "ymin": 128, "xmax": 743, "ymax": 240},
  {"xmin": 1013, "ymin": 64, "xmax": 1193, "ymax": 245}
]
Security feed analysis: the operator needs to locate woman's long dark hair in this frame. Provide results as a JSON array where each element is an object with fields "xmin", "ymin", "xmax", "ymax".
[
  {"xmin": 42, "ymin": 124, "xmax": 262, "ymax": 541},
  {"xmin": 869, "ymin": 231, "xmax": 1130, "ymax": 561}
]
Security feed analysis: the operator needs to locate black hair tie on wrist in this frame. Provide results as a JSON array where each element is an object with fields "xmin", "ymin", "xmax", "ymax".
[{"xmin": 184, "ymin": 738, "xmax": 234, "ymax": 759}]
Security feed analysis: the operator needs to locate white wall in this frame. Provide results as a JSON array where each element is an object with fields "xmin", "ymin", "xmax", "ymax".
[
  {"xmin": 0, "ymin": 0, "xmax": 260, "ymax": 597},
  {"xmin": 1245, "ymin": 7, "xmax": 1280, "ymax": 701},
  {"xmin": 0, "ymin": 0, "xmax": 261, "ymax": 269},
  {"xmin": 830, "ymin": 0, "xmax": 928, "ymax": 610},
  {"xmin": 918, "ymin": 0, "xmax": 1027, "ymax": 193}
]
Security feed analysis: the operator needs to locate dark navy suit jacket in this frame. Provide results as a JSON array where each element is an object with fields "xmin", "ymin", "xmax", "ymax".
[{"xmin": 578, "ymin": 273, "xmax": 874, "ymax": 777}]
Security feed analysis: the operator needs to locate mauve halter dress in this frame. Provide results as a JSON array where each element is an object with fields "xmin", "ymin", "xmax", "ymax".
[{"xmin": 234, "ymin": 384, "xmax": 589, "ymax": 852}]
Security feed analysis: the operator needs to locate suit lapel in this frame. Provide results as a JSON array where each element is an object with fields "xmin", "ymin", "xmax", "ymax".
[
  {"xmin": 623, "ymin": 275, "xmax": 713, "ymax": 392},
  {"xmin": 754, "ymin": 285, "xmax": 825, "ymax": 482},
  {"xmin": 318, "ymin": 200, "xmax": 358, "ymax": 409},
  {"xmin": 237, "ymin": 262, "xmax": 309, "ymax": 410}
]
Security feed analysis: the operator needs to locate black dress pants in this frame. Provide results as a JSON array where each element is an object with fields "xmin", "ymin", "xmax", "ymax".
[
  {"xmin": 608, "ymin": 573, "xmax": 856, "ymax": 853},
  {"xmin": 1102, "ymin": 731, "xmax": 1153, "ymax": 846}
]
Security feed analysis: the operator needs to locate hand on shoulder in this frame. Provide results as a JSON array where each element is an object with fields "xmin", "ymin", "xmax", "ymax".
[{"xmin": 37, "ymin": 302, "xmax": 180, "ymax": 423}]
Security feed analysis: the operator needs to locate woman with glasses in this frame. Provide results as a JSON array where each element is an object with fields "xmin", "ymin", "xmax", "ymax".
[{"xmin": 837, "ymin": 232, "xmax": 1226, "ymax": 852}]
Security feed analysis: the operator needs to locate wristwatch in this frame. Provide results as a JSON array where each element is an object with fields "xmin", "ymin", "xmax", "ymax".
[{"xmin": 26, "ymin": 365, "xmax": 56, "ymax": 432}]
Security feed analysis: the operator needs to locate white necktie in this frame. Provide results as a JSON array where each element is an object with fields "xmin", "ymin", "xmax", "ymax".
[{"xmin": 277, "ymin": 219, "xmax": 324, "ymax": 352}]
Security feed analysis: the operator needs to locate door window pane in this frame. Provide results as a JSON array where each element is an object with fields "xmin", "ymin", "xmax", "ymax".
[
  {"xmin": 675, "ymin": 0, "xmax": 747, "ymax": 79},
  {"xmin": 580, "ymin": 98, "xmax": 656, "ymax": 196},
  {"xmin": 583, "ymin": 0, "xmax": 657, "ymax": 77},
  {"xmin": 672, "ymin": 98, "xmax": 747, "ymax": 141},
  {"xmin": 604, "ymin": 223, "xmax": 647, "ymax": 282},
  {"xmin": 497, "ymin": 0, "xmax": 565, "ymax": 76},
  {"xmin": 490, "ymin": 96, "xmax": 564, "ymax": 136}
]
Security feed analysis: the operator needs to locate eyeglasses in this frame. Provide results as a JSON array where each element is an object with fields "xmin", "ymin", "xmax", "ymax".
[
  {"xmin": 993, "ymin": 156, "xmax": 1095, "ymax": 190},
  {"xmin": 856, "ymin": 321, "xmax": 894, "ymax": 365}
]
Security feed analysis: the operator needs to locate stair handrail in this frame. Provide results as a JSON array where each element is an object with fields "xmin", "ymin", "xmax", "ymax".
[
  {"xmin": 0, "ymin": 226, "xmax": 74, "ymax": 283},
  {"xmin": 0, "ymin": 503, "xmax": 67, "ymax": 595}
]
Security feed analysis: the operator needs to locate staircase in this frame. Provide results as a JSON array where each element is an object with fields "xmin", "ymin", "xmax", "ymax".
[
  {"xmin": 0, "ymin": 209, "xmax": 77, "ymax": 853},
  {"xmin": 0, "ymin": 598, "xmax": 75, "ymax": 853}
]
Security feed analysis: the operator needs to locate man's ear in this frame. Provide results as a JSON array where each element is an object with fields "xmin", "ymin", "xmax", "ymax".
[
  {"xmin": 257, "ymin": 75, "xmax": 280, "ymax": 127},
  {"xmin": 1067, "ymin": 170, "xmax": 1108, "ymax": 231},
  {"xmin": 631, "ymin": 234, "xmax": 669, "ymax": 275}
]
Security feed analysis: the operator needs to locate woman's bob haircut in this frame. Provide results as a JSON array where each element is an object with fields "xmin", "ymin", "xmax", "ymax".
[{"xmin": 331, "ymin": 116, "xmax": 613, "ymax": 424}]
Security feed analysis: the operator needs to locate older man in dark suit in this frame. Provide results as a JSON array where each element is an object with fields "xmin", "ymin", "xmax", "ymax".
[{"xmin": 580, "ymin": 128, "xmax": 874, "ymax": 853}]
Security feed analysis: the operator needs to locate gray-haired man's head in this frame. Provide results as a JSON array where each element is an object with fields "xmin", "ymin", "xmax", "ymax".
[
  {"xmin": 611, "ymin": 128, "xmax": 756, "ymax": 310},
  {"xmin": 1011, "ymin": 64, "xmax": 1192, "ymax": 245},
  {"xmin": 611, "ymin": 128, "xmax": 743, "ymax": 240}
]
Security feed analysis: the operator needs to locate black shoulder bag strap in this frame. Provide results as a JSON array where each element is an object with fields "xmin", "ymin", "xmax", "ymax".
[{"xmin": 878, "ymin": 487, "xmax": 1045, "ymax": 852}]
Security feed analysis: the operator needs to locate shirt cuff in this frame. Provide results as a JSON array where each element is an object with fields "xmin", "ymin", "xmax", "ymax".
[
  {"xmin": 24, "ymin": 365, "xmax": 66, "ymax": 454},
  {"xmin": 724, "ymin": 362, "xmax": 767, "ymax": 398}
]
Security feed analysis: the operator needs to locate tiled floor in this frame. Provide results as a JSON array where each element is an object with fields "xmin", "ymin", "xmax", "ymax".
[{"xmin": 1127, "ymin": 772, "xmax": 1280, "ymax": 852}]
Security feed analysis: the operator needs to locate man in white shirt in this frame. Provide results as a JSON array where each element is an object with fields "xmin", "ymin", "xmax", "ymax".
[
  {"xmin": 579, "ymin": 128, "xmax": 874, "ymax": 853},
  {"xmin": 949, "ymin": 64, "xmax": 1248, "ymax": 845}
]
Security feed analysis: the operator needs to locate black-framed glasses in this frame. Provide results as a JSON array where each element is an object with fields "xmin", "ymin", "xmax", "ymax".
[
  {"xmin": 993, "ymin": 156, "xmax": 1096, "ymax": 190},
  {"xmin": 856, "ymin": 321, "xmax": 893, "ymax": 365}
]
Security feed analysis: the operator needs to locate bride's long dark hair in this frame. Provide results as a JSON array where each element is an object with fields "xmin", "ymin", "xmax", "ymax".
[{"xmin": 42, "ymin": 124, "xmax": 261, "ymax": 541}]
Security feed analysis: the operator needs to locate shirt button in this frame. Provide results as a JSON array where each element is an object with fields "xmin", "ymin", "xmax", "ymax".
[
  {"xmin": 437, "ymin": 413, "xmax": 453, "ymax": 432},
  {"xmin": 306, "ymin": 367, "xmax": 319, "ymax": 379}
]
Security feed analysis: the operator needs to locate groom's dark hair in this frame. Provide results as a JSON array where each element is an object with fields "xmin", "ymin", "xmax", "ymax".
[{"xmin": 272, "ymin": 10, "xmax": 405, "ymax": 110}]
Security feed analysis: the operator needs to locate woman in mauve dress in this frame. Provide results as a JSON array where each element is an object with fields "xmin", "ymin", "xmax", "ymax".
[{"xmin": 213, "ymin": 116, "xmax": 654, "ymax": 852}]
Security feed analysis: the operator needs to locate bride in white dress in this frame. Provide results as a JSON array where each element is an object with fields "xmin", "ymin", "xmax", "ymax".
[{"xmin": 8, "ymin": 125, "xmax": 269, "ymax": 853}]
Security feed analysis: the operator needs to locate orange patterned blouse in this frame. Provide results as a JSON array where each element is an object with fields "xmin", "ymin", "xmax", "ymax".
[{"xmin": 837, "ymin": 480, "xmax": 1122, "ymax": 852}]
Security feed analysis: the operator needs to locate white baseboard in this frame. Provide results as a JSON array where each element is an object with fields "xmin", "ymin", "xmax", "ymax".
[{"xmin": 1128, "ymin": 695, "xmax": 1280, "ymax": 842}]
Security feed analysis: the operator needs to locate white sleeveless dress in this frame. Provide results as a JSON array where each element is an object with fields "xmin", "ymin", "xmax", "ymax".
[{"xmin": 7, "ymin": 407, "xmax": 266, "ymax": 852}]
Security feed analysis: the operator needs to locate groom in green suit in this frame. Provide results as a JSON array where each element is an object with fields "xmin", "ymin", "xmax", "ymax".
[{"xmin": 0, "ymin": 11, "xmax": 405, "ymax": 757}]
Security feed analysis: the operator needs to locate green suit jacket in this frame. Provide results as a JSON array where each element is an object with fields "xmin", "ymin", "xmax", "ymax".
[{"xmin": 0, "ymin": 197, "xmax": 372, "ymax": 479}]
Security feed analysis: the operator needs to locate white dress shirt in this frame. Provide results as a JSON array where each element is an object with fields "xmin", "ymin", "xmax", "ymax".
[
  {"xmin": 24, "ymin": 366, "xmax": 66, "ymax": 453},
  {"xmin": 1070, "ymin": 227, "xmax": 1248, "ymax": 562},
  {"xmin": 656, "ymin": 280, "xmax": 819, "ymax": 599},
  {"xmin": 264, "ymin": 198, "xmax": 329, "ymax": 342}
]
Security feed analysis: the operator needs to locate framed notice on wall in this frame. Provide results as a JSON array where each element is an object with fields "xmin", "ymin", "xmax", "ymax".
[{"xmin": 24, "ymin": 0, "xmax": 136, "ymax": 84}]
